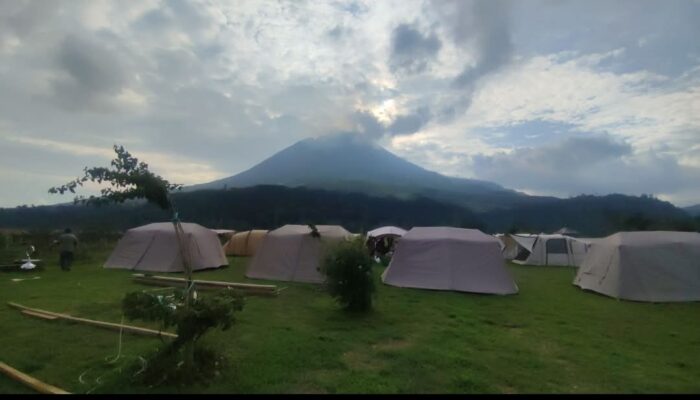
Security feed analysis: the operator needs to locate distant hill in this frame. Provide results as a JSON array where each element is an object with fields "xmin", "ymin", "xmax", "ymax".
[
  {"xmin": 483, "ymin": 194, "xmax": 695, "ymax": 236},
  {"xmin": 0, "ymin": 186, "xmax": 484, "ymax": 233},
  {"xmin": 186, "ymin": 133, "xmax": 555, "ymax": 212},
  {"xmin": 1, "ymin": 186, "xmax": 695, "ymax": 237},
  {"xmin": 684, "ymin": 204, "xmax": 700, "ymax": 217}
]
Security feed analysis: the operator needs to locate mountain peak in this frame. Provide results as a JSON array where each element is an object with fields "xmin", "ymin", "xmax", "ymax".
[{"xmin": 186, "ymin": 134, "xmax": 514, "ymax": 208}]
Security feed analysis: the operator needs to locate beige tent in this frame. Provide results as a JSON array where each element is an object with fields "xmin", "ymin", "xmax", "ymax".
[
  {"xmin": 104, "ymin": 222, "xmax": 228, "ymax": 272},
  {"xmin": 574, "ymin": 231, "xmax": 700, "ymax": 302},
  {"xmin": 246, "ymin": 224, "xmax": 352, "ymax": 283},
  {"xmin": 511, "ymin": 234, "xmax": 588, "ymax": 267},
  {"xmin": 223, "ymin": 230, "xmax": 268, "ymax": 256},
  {"xmin": 382, "ymin": 227, "xmax": 518, "ymax": 295}
]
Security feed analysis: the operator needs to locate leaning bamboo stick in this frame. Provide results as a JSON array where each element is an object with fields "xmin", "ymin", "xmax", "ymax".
[
  {"xmin": 7, "ymin": 302, "xmax": 177, "ymax": 339},
  {"xmin": 131, "ymin": 274, "xmax": 277, "ymax": 291},
  {"xmin": 132, "ymin": 276, "xmax": 278, "ymax": 297},
  {"xmin": 0, "ymin": 361, "xmax": 70, "ymax": 394}
]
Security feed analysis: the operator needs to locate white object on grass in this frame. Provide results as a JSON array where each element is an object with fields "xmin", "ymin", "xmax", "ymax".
[{"xmin": 11, "ymin": 276, "xmax": 41, "ymax": 282}]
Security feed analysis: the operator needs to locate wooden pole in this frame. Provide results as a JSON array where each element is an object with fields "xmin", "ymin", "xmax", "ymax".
[
  {"xmin": 8, "ymin": 302, "xmax": 177, "ymax": 339},
  {"xmin": 132, "ymin": 276, "xmax": 278, "ymax": 297},
  {"xmin": 0, "ymin": 361, "xmax": 70, "ymax": 394},
  {"xmin": 131, "ymin": 274, "xmax": 277, "ymax": 290}
]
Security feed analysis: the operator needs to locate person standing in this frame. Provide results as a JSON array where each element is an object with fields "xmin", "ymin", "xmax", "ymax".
[{"xmin": 53, "ymin": 228, "xmax": 79, "ymax": 271}]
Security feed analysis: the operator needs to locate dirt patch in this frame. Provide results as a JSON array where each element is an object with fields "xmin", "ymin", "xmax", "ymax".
[
  {"xmin": 371, "ymin": 338, "xmax": 413, "ymax": 352},
  {"xmin": 499, "ymin": 385, "xmax": 518, "ymax": 394},
  {"xmin": 288, "ymin": 382, "xmax": 329, "ymax": 394},
  {"xmin": 341, "ymin": 350, "xmax": 385, "ymax": 371}
]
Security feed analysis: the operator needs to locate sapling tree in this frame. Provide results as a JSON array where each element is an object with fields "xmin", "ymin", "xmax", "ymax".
[{"xmin": 49, "ymin": 145, "xmax": 244, "ymax": 383}]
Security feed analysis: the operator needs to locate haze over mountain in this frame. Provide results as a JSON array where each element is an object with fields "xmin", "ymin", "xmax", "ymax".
[{"xmin": 187, "ymin": 134, "xmax": 556, "ymax": 211}]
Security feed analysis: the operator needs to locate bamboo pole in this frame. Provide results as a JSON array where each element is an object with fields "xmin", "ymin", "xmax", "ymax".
[
  {"xmin": 131, "ymin": 274, "xmax": 277, "ymax": 290},
  {"xmin": 21, "ymin": 310, "xmax": 58, "ymax": 320},
  {"xmin": 0, "ymin": 361, "xmax": 70, "ymax": 394},
  {"xmin": 132, "ymin": 275, "xmax": 278, "ymax": 297},
  {"xmin": 8, "ymin": 302, "xmax": 177, "ymax": 339}
]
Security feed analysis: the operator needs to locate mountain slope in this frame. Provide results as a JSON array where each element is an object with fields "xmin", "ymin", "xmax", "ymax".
[
  {"xmin": 684, "ymin": 204, "xmax": 700, "ymax": 216},
  {"xmin": 187, "ymin": 134, "xmax": 553, "ymax": 211}
]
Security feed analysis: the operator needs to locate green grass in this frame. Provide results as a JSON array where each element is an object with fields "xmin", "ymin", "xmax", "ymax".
[{"xmin": 0, "ymin": 243, "xmax": 699, "ymax": 394}]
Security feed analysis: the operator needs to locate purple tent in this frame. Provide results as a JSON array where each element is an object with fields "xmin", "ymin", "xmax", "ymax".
[{"xmin": 382, "ymin": 227, "xmax": 518, "ymax": 295}]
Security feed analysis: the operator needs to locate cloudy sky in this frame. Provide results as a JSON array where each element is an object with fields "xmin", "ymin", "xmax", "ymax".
[{"xmin": 1, "ymin": 0, "xmax": 699, "ymax": 208}]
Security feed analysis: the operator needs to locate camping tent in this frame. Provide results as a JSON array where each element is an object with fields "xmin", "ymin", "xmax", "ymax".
[
  {"xmin": 246, "ymin": 224, "xmax": 352, "ymax": 283},
  {"xmin": 367, "ymin": 226, "xmax": 407, "ymax": 239},
  {"xmin": 497, "ymin": 233, "xmax": 536, "ymax": 260},
  {"xmin": 367, "ymin": 226, "xmax": 407, "ymax": 257},
  {"xmin": 554, "ymin": 227, "xmax": 580, "ymax": 237},
  {"xmin": 510, "ymin": 234, "xmax": 588, "ymax": 267},
  {"xmin": 494, "ymin": 234, "xmax": 506, "ymax": 251},
  {"xmin": 223, "ymin": 230, "xmax": 268, "ymax": 256},
  {"xmin": 381, "ymin": 227, "xmax": 518, "ymax": 295},
  {"xmin": 573, "ymin": 231, "xmax": 700, "ymax": 302},
  {"xmin": 212, "ymin": 229, "xmax": 236, "ymax": 238},
  {"xmin": 104, "ymin": 222, "xmax": 228, "ymax": 272}
]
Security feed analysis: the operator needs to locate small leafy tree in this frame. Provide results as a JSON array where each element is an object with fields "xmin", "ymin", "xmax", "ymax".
[
  {"xmin": 122, "ymin": 288, "xmax": 244, "ymax": 385},
  {"xmin": 320, "ymin": 237, "xmax": 376, "ymax": 312},
  {"xmin": 48, "ymin": 145, "xmax": 181, "ymax": 209},
  {"xmin": 49, "ymin": 145, "xmax": 244, "ymax": 384}
]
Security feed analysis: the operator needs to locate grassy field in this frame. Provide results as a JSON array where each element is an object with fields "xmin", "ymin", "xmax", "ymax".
[{"xmin": 0, "ymin": 242, "xmax": 699, "ymax": 394}]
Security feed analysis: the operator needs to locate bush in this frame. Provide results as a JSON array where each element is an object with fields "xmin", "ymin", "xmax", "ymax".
[{"xmin": 320, "ymin": 238, "xmax": 376, "ymax": 312}]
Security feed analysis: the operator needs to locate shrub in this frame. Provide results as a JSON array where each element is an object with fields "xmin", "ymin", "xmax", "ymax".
[{"xmin": 320, "ymin": 238, "xmax": 376, "ymax": 312}]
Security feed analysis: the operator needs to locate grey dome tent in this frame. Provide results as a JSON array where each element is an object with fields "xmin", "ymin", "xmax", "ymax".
[
  {"xmin": 574, "ymin": 231, "xmax": 700, "ymax": 302},
  {"xmin": 104, "ymin": 222, "xmax": 228, "ymax": 272},
  {"xmin": 246, "ymin": 224, "xmax": 352, "ymax": 283},
  {"xmin": 382, "ymin": 227, "xmax": 518, "ymax": 295}
]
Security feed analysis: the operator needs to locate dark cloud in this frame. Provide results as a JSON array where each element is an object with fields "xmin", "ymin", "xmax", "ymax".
[
  {"xmin": 350, "ymin": 106, "xmax": 433, "ymax": 140},
  {"xmin": 472, "ymin": 134, "xmax": 700, "ymax": 197},
  {"xmin": 444, "ymin": 0, "xmax": 513, "ymax": 88},
  {"xmin": 0, "ymin": 0, "xmax": 62, "ymax": 39},
  {"xmin": 51, "ymin": 34, "xmax": 129, "ymax": 110},
  {"xmin": 389, "ymin": 23, "xmax": 442, "ymax": 74},
  {"xmin": 352, "ymin": 110, "xmax": 386, "ymax": 138},
  {"xmin": 423, "ymin": 0, "xmax": 514, "ymax": 122},
  {"xmin": 388, "ymin": 107, "xmax": 431, "ymax": 136}
]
